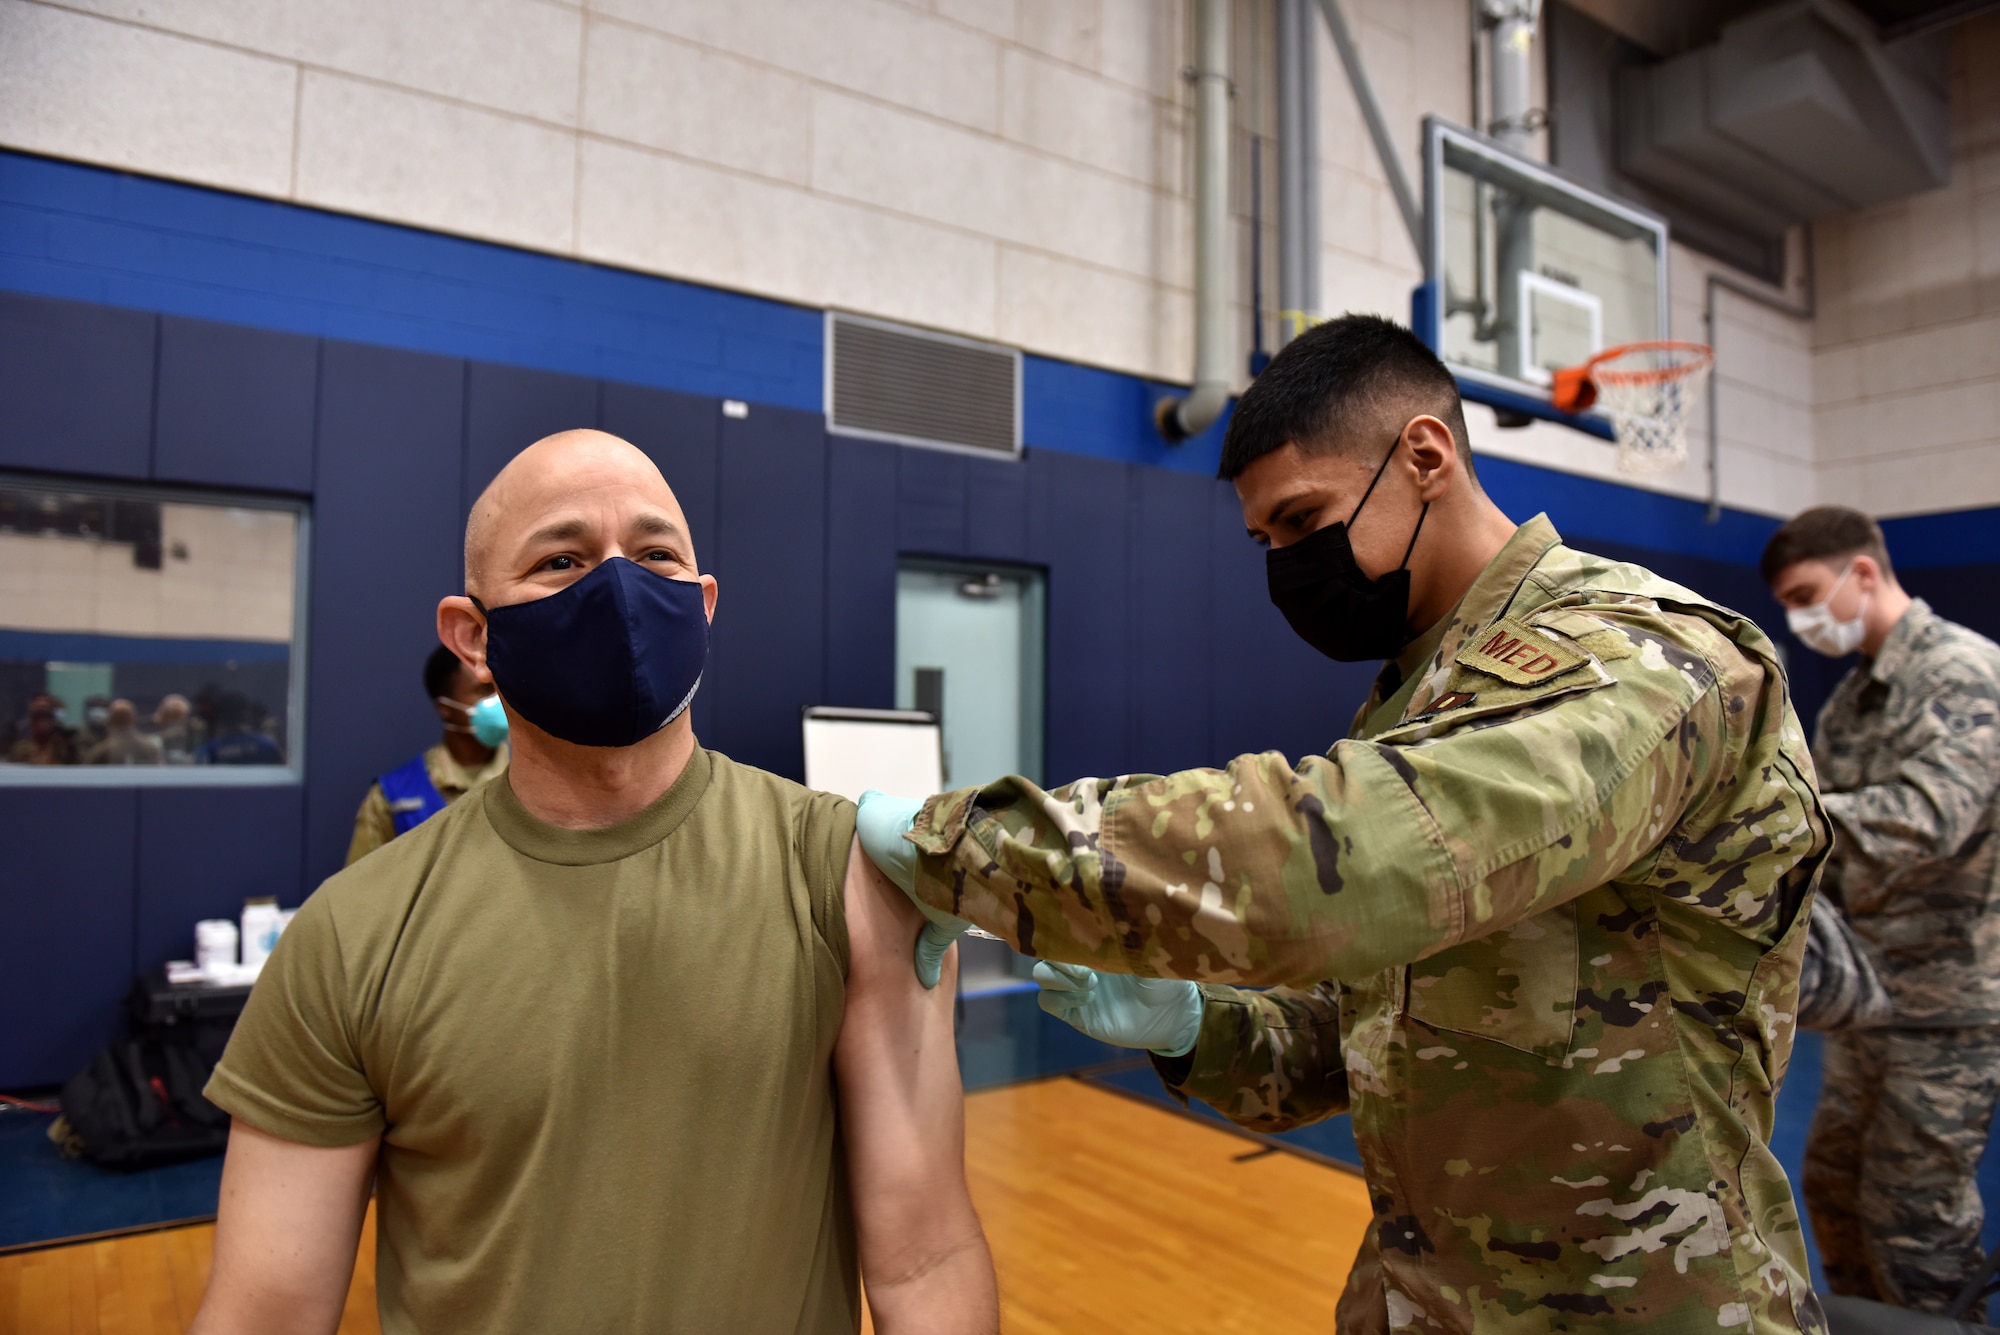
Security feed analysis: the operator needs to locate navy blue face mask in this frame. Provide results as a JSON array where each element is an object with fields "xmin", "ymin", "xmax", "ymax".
[{"xmin": 474, "ymin": 557, "xmax": 709, "ymax": 748}]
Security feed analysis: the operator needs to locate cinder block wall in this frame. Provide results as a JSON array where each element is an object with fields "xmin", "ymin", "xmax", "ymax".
[
  {"xmin": 7, "ymin": 0, "xmax": 1926, "ymax": 517},
  {"xmin": 1810, "ymin": 16, "xmax": 2000, "ymax": 518}
]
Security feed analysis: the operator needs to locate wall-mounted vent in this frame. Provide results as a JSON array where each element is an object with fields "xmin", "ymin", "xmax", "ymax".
[{"xmin": 826, "ymin": 313, "xmax": 1021, "ymax": 458}]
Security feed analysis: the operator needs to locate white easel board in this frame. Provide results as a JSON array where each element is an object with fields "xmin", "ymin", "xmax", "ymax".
[{"xmin": 801, "ymin": 707, "xmax": 944, "ymax": 803}]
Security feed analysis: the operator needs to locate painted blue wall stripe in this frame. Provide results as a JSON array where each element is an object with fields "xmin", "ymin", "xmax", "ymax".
[
  {"xmin": 1, "ymin": 148, "xmax": 1992, "ymax": 567},
  {"xmin": 1021, "ymin": 355, "xmax": 1227, "ymax": 476},
  {"xmin": 0, "ymin": 151, "xmax": 824, "ymax": 413},
  {"xmin": 0, "ymin": 629, "xmax": 292, "ymax": 664}
]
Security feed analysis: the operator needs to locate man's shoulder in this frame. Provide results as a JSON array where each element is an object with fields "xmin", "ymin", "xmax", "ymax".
[
  {"xmin": 698, "ymin": 750, "xmax": 858, "ymax": 962},
  {"xmin": 1524, "ymin": 544, "xmax": 1777, "ymax": 684},
  {"xmin": 699, "ymin": 749, "xmax": 857, "ymax": 827},
  {"xmin": 323, "ymin": 786, "xmax": 490, "ymax": 911},
  {"xmin": 1910, "ymin": 611, "xmax": 2000, "ymax": 694}
]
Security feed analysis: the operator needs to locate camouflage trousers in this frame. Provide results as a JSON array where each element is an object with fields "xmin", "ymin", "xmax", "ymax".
[{"xmin": 1802, "ymin": 1026, "xmax": 2000, "ymax": 1314}]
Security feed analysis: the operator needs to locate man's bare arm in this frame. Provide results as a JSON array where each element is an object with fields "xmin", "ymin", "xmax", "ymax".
[
  {"xmin": 834, "ymin": 836, "xmax": 998, "ymax": 1334},
  {"xmin": 189, "ymin": 1120, "xmax": 378, "ymax": 1335}
]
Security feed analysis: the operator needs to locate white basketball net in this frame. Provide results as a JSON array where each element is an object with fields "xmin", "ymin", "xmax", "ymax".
[{"xmin": 1588, "ymin": 343, "xmax": 1714, "ymax": 477}]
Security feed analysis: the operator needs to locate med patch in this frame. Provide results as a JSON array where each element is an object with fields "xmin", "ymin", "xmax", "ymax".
[{"xmin": 1455, "ymin": 616, "xmax": 1589, "ymax": 686}]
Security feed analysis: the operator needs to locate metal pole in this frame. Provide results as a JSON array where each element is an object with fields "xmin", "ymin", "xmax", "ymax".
[
  {"xmin": 1486, "ymin": 0, "xmax": 1539, "ymax": 382},
  {"xmin": 1156, "ymin": 0, "xmax": 1233, "ymax": 441},
  {"xmin": 1487, "ymin": 1, "xmax": 1537, "ymax": 153},
  {"xmin": 1250, "ymin": 0, "xmax": 1266, "ymax": 368},
  {"xmin": 1468, "ymin": 0, "xmax": 1483, "ymax": 134},
  {"xmin": 1277, "ymin": 0, "xmax": 1320, "ymax": 345},
  {"xmin": 1313, "ymin": 0, "xmax": 1422, "ymax": 259}
]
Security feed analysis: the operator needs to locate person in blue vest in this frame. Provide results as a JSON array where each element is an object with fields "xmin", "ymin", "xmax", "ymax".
[{"xmin": 345, "ymin": 644, "xmax": 510, "ymax": 865}]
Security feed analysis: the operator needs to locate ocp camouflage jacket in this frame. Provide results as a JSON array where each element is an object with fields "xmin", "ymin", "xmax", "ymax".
[
  {"xmin": 907, "ymin": 515, "xmax": 1830, "ymax": 1333},
  {"xmin": 1815, "ymin": 598, "xmax": 2000, "ymax": 1028}
]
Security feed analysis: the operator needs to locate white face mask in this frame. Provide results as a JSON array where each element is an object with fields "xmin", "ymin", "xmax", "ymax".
[{"xmin": 1786, "ymin": 561, "xmax": 1869, "ymax": 658}]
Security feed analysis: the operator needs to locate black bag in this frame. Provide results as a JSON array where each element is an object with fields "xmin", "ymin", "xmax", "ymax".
[
  {"xmin": 58, "ymin": 1030, "xmax": 231, "ymax": 1169},
  {"xmin": 56, "ymin": 970, "xmax": 251, "ymax": 1170}
]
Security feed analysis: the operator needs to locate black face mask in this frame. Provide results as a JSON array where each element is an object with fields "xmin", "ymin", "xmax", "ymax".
[{"xmin": 1264, "ymin": 435, "xmax": 1429, "ymax": 663}]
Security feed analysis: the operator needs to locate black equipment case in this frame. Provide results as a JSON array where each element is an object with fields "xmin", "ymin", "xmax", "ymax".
[{"xmin": 56, "ymin": 970, "xmax": 254, "ymax": 1170}]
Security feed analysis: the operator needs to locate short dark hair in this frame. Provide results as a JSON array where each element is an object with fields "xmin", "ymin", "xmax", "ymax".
[
  {"xmin": 424, "ymin": 644, "xmax": 468, "ymax": 701},
  {"xmin": 1759, "ymin": 506, "xmax": 1894, "ymax": 586},
  {"xmin": 1218, "ymin": 313, "xmax": 1474, "ymax": 482}
]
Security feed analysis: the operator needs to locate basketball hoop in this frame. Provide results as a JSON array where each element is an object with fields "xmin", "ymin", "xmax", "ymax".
[{"xmin": 1550, "ymin": 341, "xmax": 1714, "ymax": 476}]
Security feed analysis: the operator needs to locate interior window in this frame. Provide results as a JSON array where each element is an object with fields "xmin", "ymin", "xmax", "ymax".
[{"xmin": 0, "ymin": 476, "xmax": 307, "ymax": 783}]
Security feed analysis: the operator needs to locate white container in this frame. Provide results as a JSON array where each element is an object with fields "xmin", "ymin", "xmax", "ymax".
[
  {"xmin": 240, "ymin": 898, "xmax": 283, "ymax": 969},
  {"xmin": 195, "ymin": 919, "xmax": 238, "ymax": 972}
]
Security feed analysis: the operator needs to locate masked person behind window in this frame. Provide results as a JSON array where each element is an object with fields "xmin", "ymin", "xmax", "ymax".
[
  {"xmin": 345, "ymin": 645, "xmax": 510, "ymax": 865},
  {"xmin": 1763, "ymin": 506, "xmax": 2000, "ymax": 1315},
  {"xmin": 152, "ymin": 693, "xmax": 202, "ymax": 764},
  {"xmin": 6, "ymin": 692, "xmax": 78, "ymax": 765},
  {"xmin": 192, "ymin": 430, "xmax": 995, "ymax": 1335},
  {"xmin": 195, "ymin": 690, "xmax": 283, "ymax": 765},
  {"xmin": 84, "ymin": 698, "xmax": 161, "ymax": 766}
]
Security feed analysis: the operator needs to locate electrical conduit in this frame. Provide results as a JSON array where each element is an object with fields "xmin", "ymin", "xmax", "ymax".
[{"xmin": 1157, "ymin": 0, "xmax": 1234, "ymax": 442}]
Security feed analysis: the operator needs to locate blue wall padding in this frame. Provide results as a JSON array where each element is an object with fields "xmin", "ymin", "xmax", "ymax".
[
  {"xmin": 462, "ymin": 362, "xmax": 602, "ymax": 522},
  {"xmin": 154, "ymin": 314, "xmax": 319, "ymax": 493},
  {"xmin": 1132, "ymin": 466, "xmax": 1221, "ymax": 772},
  {"xmin": 135, "ymin": 786, "xmax": 304, "ymax": 984},
  {"xmin": 708, "ymin": 404, "xmax": 831, "ymax": 781},
  {"xmin": 1, "ymin": 788, "xmax": 138, "ymax": 1087},
  {"xmin": 1885, "ymin": 512, "xmax": 2000, "ymax": 570},
  {"xmin": 823, "ymin": 435, "xmax": 901, "ymax": 713},
  {"xmin": 303, "ymin": 339, "xmax": 468, "ymax": 887},
  {"xmin": 1476, "ymin": 454, "xmax": 1786, "ymax": 570},
  {"xmin": 0, "ymin": 289, "xmax": 155, "ymax": 478}
]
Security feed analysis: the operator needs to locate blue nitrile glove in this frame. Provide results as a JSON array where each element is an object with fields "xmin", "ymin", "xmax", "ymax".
[
  {"xmin": 855, "ymin": 790, "xmax": 970, "ymax": 989},
  {"xmin": 1033, "ymin": 961, "xmax": 1204, "ymax": 1058}
]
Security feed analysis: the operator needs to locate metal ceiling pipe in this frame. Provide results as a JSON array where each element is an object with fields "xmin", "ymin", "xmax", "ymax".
[
  {"xmin": 1157, "ymin": 0, "xmax": 1233, "ymax": 443},
  {"xmin": 1276, "ymin": 0, "xmax": 1320, "ymax": 348},
  {"xmin": 1486, "ymin": 0, "xmax": 1539, "ymax": 152},
  {"xmin": 1485, "ymin": 0, "xmax": 1541, "ymax": 381}
]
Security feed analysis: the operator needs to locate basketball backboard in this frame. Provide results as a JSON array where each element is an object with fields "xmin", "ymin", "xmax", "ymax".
[{"xmin": 1413, "ymin": 117, "xmax": 1671, "ymax": 438}]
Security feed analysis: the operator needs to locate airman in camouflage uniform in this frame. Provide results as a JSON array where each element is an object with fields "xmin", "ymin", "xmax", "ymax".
[
  {"xmin": 904, "ymin": 513, "xmax": 1830, "ymax": 1333},
  {"xmin": 1766, "ymin": 509, "xmax": 2000, "ymax": 1315}
]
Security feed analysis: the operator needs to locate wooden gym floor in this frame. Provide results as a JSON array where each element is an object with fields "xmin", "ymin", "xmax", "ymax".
[{"xmin": 0, "ymin": 1074, "xmax": 1372, "ymax": 1334}]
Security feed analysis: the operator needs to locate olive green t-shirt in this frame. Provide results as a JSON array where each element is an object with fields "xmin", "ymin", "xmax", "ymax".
[{"xmin": 207, "ymin": 747, "xmax": 860, "ymax": 1334}]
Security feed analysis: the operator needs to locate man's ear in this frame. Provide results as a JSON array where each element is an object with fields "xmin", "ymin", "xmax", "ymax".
[
  {"xmin": 699, "ymin": 573, "xmax": 719, "ymax": 624},
  {"xmin": 1405, "ymin": 415, "xmax": 1459, "ymax": 504},
  {"xmin": 436, "ymin": 596, "xmax": 493, "ymax": 687},
  {"xmin": 1853, "ymin": 553, "xmax": 1897, "ymax": 595}
]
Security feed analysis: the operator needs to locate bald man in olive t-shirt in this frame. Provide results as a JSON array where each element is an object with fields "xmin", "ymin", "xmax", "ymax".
[{"xmin": 192, "ymin": 431, "xmax": 996, "ymax": 1335}]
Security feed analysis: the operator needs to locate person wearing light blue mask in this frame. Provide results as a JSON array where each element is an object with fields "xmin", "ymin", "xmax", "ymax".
[
  {"xmin": 343, "ymin": 643, "xmax": 512, "ymax": 865},
  {"xmin": 1764, "ymin": 504, "xmax": 2000, "ymax": 1314}
]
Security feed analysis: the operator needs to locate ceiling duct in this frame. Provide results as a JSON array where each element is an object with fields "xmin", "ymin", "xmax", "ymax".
[
  {"xmin": 825, "ymin": 313, "xmax": 1021, "ymax": 458},
  {"xmin": 1616, "ymin": 0, "xmax": 1949, "ymax": 235}
]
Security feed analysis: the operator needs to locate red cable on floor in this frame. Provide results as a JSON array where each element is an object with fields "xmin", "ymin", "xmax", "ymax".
[{"xmin": 0, "ymin": 1093, "xmax": 60, "ymax": 1114}]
